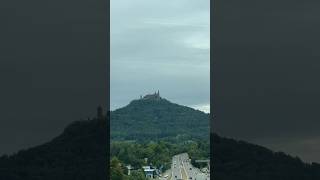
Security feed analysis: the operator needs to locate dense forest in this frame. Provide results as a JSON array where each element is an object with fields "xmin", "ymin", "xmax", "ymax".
[
  {"xmin": 110, "ymin": 157, "xmax": 147, "ymax": 180},
  {"xmin": 212, "ymin": 133, "xmax": 320, "ymax": 180},
  {"xmin": 110, "ymin": 140, "xmax": 209, "ymax": 180},
  {"xmin": 110, "ymin": 97, "xmax": 210, "ymax": 141},
  {"xmin": 0, "ymin": 117, "xmax": 107, "ymax": 180}
]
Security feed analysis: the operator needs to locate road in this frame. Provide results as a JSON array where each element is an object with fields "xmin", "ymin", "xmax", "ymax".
[
  {"xmin": 171, "ymin": 154, "xmax": 183, "ymax": 180},
  {"xmin": 169, "ymin": 153, "xmax": 210, "ymax": 180}
]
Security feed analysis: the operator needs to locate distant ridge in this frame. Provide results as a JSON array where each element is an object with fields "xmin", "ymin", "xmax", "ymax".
[
  {"xmin": 0, "ymin": 108, "xmax": 107, "ymax": 180},
  {"xmin": 212, "ymin": 133, "xmax": 320, "ymax": 179}
]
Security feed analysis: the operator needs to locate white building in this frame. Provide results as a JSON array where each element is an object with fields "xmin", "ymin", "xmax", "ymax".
[{"xmin": 142, "ymin": 166, "xmax": 156, "ymax": 178}]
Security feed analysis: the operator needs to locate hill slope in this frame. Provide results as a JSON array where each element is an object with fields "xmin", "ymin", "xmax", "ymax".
[
  {"xmin": 0, "ymin": 117, "xmax": 107, "ymax": 180},
  {"xmin": 212, "ymin": 133, "xmax": 320, "ymax": 180},
  {"xmin": 110, "ymin": 97, "xmax": 210, "ymax": 141},
  {"xmin": 2, "ymin": 98, "xmax": 320, "ymax": 179}
]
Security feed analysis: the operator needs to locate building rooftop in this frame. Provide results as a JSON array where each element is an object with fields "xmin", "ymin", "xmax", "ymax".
[{"xmin": 140, "ymin": 90, "xmax": 161, "ymax": 100}]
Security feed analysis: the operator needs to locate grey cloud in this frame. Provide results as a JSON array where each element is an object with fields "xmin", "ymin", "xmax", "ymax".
[
  {"xmin": 213, "ymin": 0, "xmax": 320, "ymax": 162},
  {"xmin": 0, "ymin": 0, "xmax": 106, "ymax": 155},
  {"xmin": 111, "ymin": 0, "xmax": 210, "ymax": 110}
]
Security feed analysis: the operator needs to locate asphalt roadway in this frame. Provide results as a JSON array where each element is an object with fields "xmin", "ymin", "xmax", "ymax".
[{"xmin": 169, "ymin": 153, "xmax": 210, "ymax": 180}]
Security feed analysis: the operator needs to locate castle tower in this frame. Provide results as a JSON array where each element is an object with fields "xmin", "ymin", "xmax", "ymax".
[{"xmin": 97, "ymin": 105, "xmax": 103, "ymax": 119}]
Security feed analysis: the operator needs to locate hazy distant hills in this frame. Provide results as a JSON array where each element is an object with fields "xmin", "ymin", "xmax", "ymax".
[
  {"xmin": 0, "ymin": 118, "xmax": 107, "ymax": 180},
  {"xmin": 212, "ymin": 133, "xmax": 320, "ymax": 180},
  {"xmin": 110, "ymin": 97, "xmax": 210, "ymax": 141}
]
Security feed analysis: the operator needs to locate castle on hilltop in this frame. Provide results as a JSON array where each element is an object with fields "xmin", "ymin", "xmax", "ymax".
[{"xmin": 140, "ymin": 90, "xmax": 161, "ymax": 100}]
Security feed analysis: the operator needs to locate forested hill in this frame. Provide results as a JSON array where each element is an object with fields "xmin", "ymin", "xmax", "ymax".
[
  {"xmin": 1, "ymin": 105, "xmax": 320, "ymax": 179},
  {"xmin": 110, "ymin": 97, "xmax": 210, "ymax": 141},
  {"xmin": 212, "ymin": 133, "xmax": 320, "ymax": 180},
  {"xmin": 0, "ymin": 117, "xmax": 107, "ymax": 180}
]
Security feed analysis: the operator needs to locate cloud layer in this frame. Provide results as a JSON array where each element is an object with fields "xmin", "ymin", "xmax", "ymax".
[
  {"xmin": 213, "ymin": 0, "xmax": 320, "ymax": 163},
  {"xmin": 111, "ymin": 0, "xmax": 210, "ymax": 111}
]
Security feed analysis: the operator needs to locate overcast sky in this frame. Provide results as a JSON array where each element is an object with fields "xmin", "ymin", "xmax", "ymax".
[
  {"xmin": 0, "ymin": 0, "xmax": 106, "ymax": 155},
  {"xmin": 111, "ymin": 0, "xmax": 210, "ymax": 112},
  {"xmin": 213, "ymin": 0, "xmax": 320, "ymax": 163}
]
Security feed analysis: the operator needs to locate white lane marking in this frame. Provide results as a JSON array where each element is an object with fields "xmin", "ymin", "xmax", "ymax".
[
  {"xmin": 181, "ymin": 158, "xmax": 190, "ymax": 180},
  {"xmin": 179, "ymin": 167, "xmax": 183, "ymax": 179}
]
